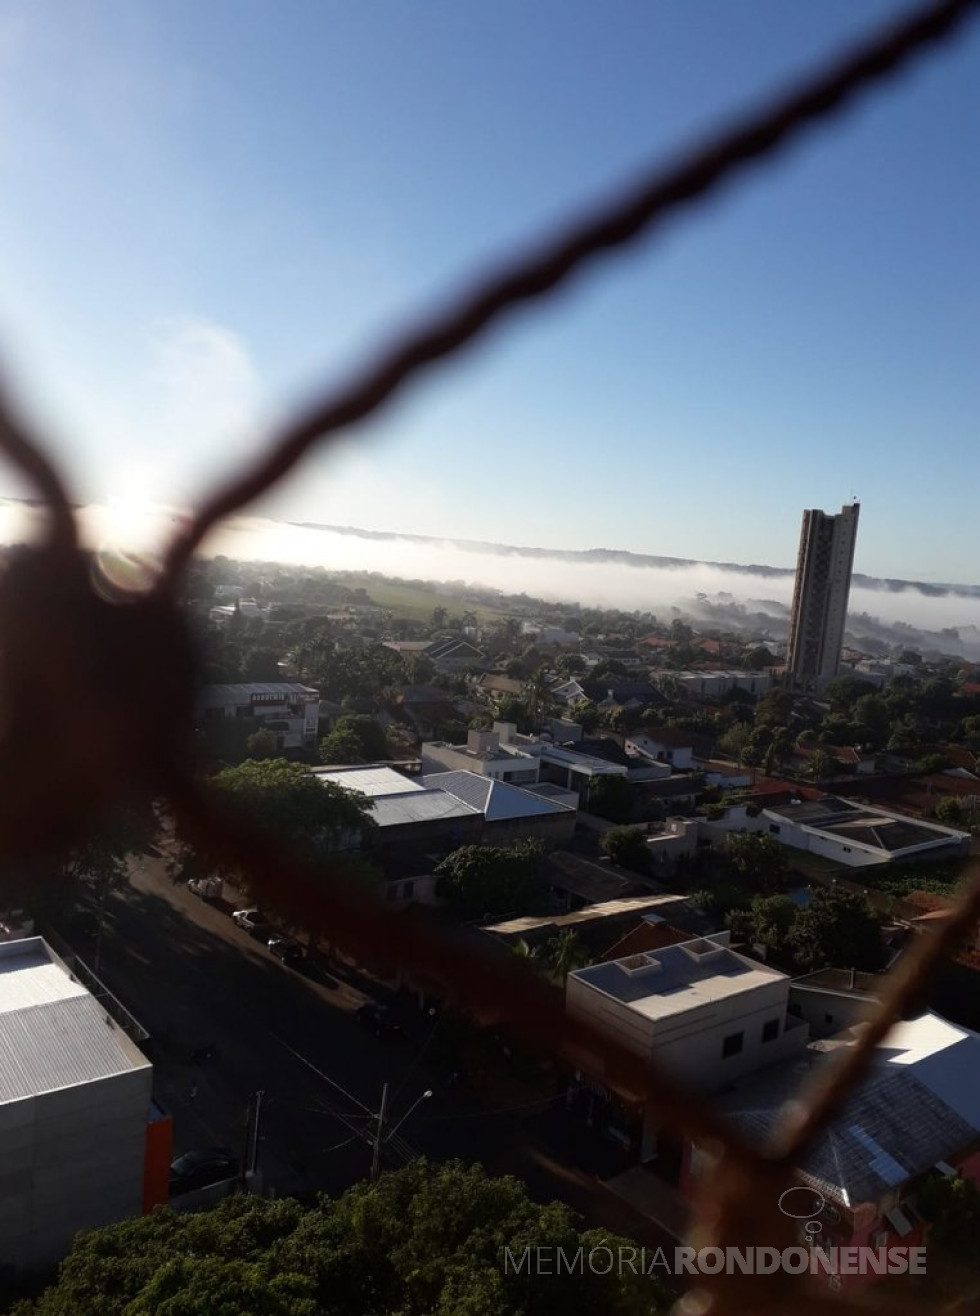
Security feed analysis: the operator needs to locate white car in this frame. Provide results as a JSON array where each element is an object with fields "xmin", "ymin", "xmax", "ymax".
[{"xmin": 231, "ymin": 908, "xmax": 272, "ymax": 938}]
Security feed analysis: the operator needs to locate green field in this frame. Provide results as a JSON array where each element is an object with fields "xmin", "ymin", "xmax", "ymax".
[{"xmin": 334, "ymin": 576, "xmax": 511, "ymax": 623}]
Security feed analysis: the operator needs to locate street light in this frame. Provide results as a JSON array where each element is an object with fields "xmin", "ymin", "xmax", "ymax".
[{"xmin": 384, "ymin": 1089, "xmax": 432, "ymax": 1146}]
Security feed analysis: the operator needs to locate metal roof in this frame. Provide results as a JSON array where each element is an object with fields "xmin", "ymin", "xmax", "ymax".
[
  {"xmin": 314, "ymin": 766, "xmax": 426, "ymax": 797},
  {"xmin": 368, "ymin": 789, "xmax": 478, "ymax": 828},
  {"xmin": 0, "ymin": 940, "xmax": 150, "ymax": 1105},
  {"xmin": 721, "ymin": 1063, "xmax": 977, "ymax": 1208},
  {"xmin": 422, "ymin": 771, "xmax": 572, "ymax": 819}
]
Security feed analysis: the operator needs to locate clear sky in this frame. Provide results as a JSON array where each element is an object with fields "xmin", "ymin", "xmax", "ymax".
[{"xmin": 0, "ymin": 1, "xmax": 977, "ymax": 581}]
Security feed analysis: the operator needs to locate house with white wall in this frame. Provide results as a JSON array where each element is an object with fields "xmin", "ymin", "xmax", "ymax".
[
  {"xmin": 198, "ymin": 682, "xmax": 320, "ymax": 750},
  {"xmin": 566, "ymin": 934, "xmax": 808, "ymax": 1164},
  {"xmin": 703, "ymin": 795, "xmax": 970, "ymax": 868}
]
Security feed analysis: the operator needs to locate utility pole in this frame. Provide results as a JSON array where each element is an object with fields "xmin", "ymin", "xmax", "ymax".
[
  {"xmin": 92, "ymin": 879, "xmax": 110, "ymax": 977},
  {"xmin": 242, "ymin": 1090, "xmax": 264, "ymax": 1189},
  {"xmin": 370, "ymin": 1082, "xmax": 389, "ymax": 1183}
]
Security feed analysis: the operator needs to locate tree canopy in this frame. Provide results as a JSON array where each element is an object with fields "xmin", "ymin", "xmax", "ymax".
[
  {"xmin": 723, "ymin": 831, "xmax": 788, "ymax": 893},
  {"xmin": 601, "ymin": 826, "xmax": 653, "ymax": 876},
  {"xmin": 12, "ymin": 1160, "xmax": 670, "ymax": 1316},
  {"xmin": 209, "ymin": 758, "xmax": 375, "ymax": 858},
  {"xmin": 788, "ymin": 887, "xmax": 884, "ymax": 974},
  {"xmin": 435, "ymin": 841, "xmax": 543, "ymax": 919},
  {"xmin": 319, "ymin": 714, "xmax": 390, "ymax": 765}
]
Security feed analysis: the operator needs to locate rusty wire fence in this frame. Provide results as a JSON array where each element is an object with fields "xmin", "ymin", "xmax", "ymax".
[{"xmin": 1, "ymin": 2, "xmax": 978, "ymax": 1312}]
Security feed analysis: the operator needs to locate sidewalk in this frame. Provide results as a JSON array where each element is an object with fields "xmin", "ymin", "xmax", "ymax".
[{"xmin": 603, "ymin": 1164, "xmax": 691, "ymax": 1239}]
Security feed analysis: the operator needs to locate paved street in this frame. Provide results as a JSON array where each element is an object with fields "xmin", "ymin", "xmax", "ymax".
[{"xmin": 62, "ymin": 853, "xmax": 671, "ymax": 1247}]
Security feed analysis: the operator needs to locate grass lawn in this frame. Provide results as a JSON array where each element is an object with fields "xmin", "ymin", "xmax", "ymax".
[{"xmin": 335, "ymin": 576, "xmax": 511, "ymax": 623}]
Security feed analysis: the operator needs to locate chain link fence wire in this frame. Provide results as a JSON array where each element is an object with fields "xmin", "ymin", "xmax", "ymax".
[{"xmin": 1, "ymin": 3, "xmax": 978, "ymax": 1311}]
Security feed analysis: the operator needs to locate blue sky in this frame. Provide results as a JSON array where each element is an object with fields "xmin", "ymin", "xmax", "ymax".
[{"xmin": 0, "ymin": 0, "xmax": 977, "ymax": 581}]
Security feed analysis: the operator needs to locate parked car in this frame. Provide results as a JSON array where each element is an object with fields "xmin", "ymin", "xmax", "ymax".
[
  {"xmin": 231, "ymin": 908, "xmax": 273, "ymax": 938},
  {"xmin": 0, "ymin": 909, "xmax": 35, "ymax": 942},
  {"xmin": 169, "ymin": 1147, "xmax": 238, "ymax": 1196},
  {"xmin": 268, "ymin": 937, "xmax": 304, "ymax": 967},
  {"xmin": 356, "ymin": 1003, "xmax": 402, "ymax": 1038},
  {"xmin": 67, "ymin": 909, "xmax": 99, "ymax": 939},
  {"xmin": 188, "ymin": 876, "xmax": 222, "ymax": 901}
]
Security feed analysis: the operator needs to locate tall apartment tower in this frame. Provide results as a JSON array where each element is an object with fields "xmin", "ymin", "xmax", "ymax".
[{"xmin": 786, "ymin": 502, "xmax": 860, "ymax": 690}]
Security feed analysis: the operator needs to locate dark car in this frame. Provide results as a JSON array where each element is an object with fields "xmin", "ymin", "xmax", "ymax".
[
  {"xmin": 68, "ymin": 909, "xmax": 99, "ymax": 939},
  {"xmin": 268, "ymin": 936, "xmax": 305, "ymax": 967},
  {"xmin": 169, "ymin": 1147, "xmax": 238, "ymax": 1196},
  {"xmin": 356, "ymin": 1003, "xmax": 402, "ymax": 1038}
]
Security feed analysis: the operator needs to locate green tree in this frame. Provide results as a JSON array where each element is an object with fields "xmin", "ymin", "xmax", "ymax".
[
  {"xmin": 571, "ymin": 698, "xmax": 599, "ymax": 733},
  {"xmin": 587, "ymin": 775, "xmax": 632, "ymax": 823},
  {"xmin": 823, "ymin": 676, "xmax": 879, "ymax": 712},
  {"xmin": 727, "ymin": 894, "xmax": 797, "ymax": 958},
  {"xmin": 209, "ymin": 758, "xmax": 375, "ymax": 861},
  {"xmin": 723, "ymin": 831, "xmax": 788, "ymax": 893},
  {"xmin": 554, "ymin": 653, "xmax": 587, "ymax": 678},
  {"xmin": 742, "ymin": 645, "xmax": 776, "ymax": 669},
  {"xmin": 853, "ymin": 693, "xmax": 890, "ymax": 748},
  {"xmin": 435, "ymin": 841, "xmax": 543, "ymax": 919},
  {"xmin": 803, "ymin": 748, "xmax": 838, "ymax": 781},
  {"xmin": 601, "ymin": 826, "xmax": 653, "ymax": 876},
  {"xmin": 14, "ymin": 1161, "xmax": 670, "ymax": 1316},
  {"xmin": 789, "ymin": 887, "xmax": 884, "ymax": 974},
  {"xmin": 545, "ymin": 928, "xmax": 592, "ymax": 981},
  {"xmin": 246, "ymin": 727, "xmax": 280, "ymax": 760},
  {"xmin": 319, "ymin": 714, "xmax": 390, "ymax": 764},
  {"xmin": 430, "ymin": 605, "xmax": 449, "ymax": 630},
  {"xmin": 917, "ymin": 1172, "xmax": 980, "ymax": 1259},
  {"xmin": 916, "ymin": 752, "xmax": 951, "ymax": 775},
  {"xmin": 717, "ymin": 722, "xmax": 751, "ymax": 765}
]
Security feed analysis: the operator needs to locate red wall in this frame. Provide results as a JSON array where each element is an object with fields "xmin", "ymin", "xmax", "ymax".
[{"xmin": 143, "ymin": 1113, "xmax": 173, "ymax": 1213}]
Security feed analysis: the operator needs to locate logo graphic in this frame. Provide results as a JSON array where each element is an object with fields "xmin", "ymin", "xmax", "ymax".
[{"xmin": 778, "ymin": 1186, "xmax": 826, "ymax": 1241}]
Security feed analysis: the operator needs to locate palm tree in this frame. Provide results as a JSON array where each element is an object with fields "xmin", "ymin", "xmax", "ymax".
[
  {"xmin": 546, "ymin": 929, "xmax": 591, "ymax": 982},
  {"xmin": 511, "ymin": 937, "xmax": 539, "ymax": 961}
]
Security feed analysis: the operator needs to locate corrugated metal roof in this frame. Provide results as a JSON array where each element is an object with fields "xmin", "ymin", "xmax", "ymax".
[
  {"xmin": 315, "ymin": 766, "xmax": 426, "ymax": 797},
  {"xmin": 370, "ymin": 790, "xmax": 478, "ymax": 828},
  {"xmin": 0, "ymin": 941, "xmax": 149, "ymax": 1105},
  {"xmin": 0, "ymin": 946, "xmax": 88, "ymax": 1015},
  {"xmin": 423, "ymin": 771, "xmax": 572, "ymax": 819}
]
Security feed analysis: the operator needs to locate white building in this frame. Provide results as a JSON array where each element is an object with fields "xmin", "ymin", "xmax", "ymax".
[
  {"xmin": 0, "ymin": 939, "xmax": 156, "ymax": 1272},
  {"xmin": 705, "ymin": 795, "xmax": 971, "ymax": 868},
  {"xmin": 421, "ymin": 723, "xmax": 632, "ymax": 800},
  {"xmin": 665, "ymin": 670, "xmax": 773, "ymax": 698},
  {"xmin": 208, "ymin": 598, "xmax": 268, "ymax": 624},
  {"xmin": 198, "ymin": 682, "xmax": 320, "ymax": 750},
  {"xmin": 421, "ymin": 728, "xmax": 541, "ymax": 784},
  {"xmin": 567, "ymin": 934, "xmax": 808, "ymax": 1158}
]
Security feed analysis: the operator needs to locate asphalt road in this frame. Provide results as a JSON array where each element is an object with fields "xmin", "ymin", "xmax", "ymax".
[{"xmin": 71, "ymin": 853, "xmax": 670, "ymax": 1246}]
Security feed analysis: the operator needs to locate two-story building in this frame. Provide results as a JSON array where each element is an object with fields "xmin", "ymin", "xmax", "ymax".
[
  {"xmin": 565, "ymin": 934, "xmax": 809, "ymax": 1167},
  {"xmin": 197, "ymin": 682, "xmax": 320, "ymax": 750}
]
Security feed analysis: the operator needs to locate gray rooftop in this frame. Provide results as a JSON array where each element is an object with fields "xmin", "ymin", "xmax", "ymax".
[
  {"xmin": 422, "ymin": 771, "xmax": 573, "ymax": 820},
  {"xmin": 718, "ymin": 1011, "xmax": 980, "ymax": 1207},
  {"xmin": 723, "ymin": 1065, "xmax": 975, "ymax": 1208},
  {"xmin": 769, "ymin": 796, "xmax": 965, "ymax": 854},
  {"xmin": 314, "ymin": 766, "xmax": 426, "ymax": 797},
  {"xmin": 368, "ymin": 789, "xmax": 478, "ymax": 828},
  {"xmin": 0, "ymin": 939, "xmax": 150, "ymax": 1105}
]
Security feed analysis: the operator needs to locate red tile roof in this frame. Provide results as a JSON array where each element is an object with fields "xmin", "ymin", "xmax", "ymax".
[{"xmin": 600, "ymin": 920, "xmax": 691, "ymax": 962}]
